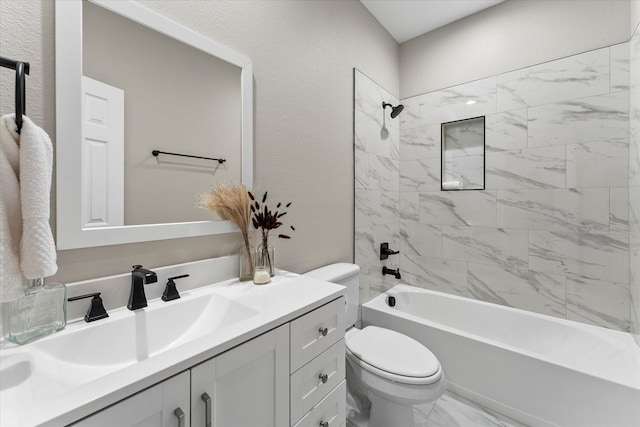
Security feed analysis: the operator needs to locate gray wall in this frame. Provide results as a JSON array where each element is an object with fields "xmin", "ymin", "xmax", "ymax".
[
  {"xmin": 400, "ymin": 0, "xmax": 632, "ymax": 98},
  {"xmin": 0, "ymin": 0, "xmax": 399, "ymax": 285}
]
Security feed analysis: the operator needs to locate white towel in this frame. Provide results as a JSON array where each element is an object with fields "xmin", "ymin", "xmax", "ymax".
[
  {"xmin": 0, "ymin": 114, "xmax": 57, "ymax": 302},
  {"xmin": 442, "ymin": 180, "xmax": 464, "ymax": 190},
  {"xmin": 0, "ymin": 114, "xmax": 24, "ymax": 301}
]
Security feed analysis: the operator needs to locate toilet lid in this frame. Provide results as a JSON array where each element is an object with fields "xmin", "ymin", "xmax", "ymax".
[{"xmin": 346, "ymin": 326, "xmax": 440, "ymax": 378}]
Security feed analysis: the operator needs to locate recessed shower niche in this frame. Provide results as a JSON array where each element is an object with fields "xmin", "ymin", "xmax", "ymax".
[{"xmin": 441, "ymin": 116, "xmax": 485, "ymax": 191}]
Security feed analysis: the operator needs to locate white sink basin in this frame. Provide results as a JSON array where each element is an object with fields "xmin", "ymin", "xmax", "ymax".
[{"xmin": 0, "ymin": 289, "xmax": 259, "ymax": 402}]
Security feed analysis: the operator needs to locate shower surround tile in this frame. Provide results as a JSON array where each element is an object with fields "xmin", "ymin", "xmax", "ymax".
[
  {"xmin": 468, "ymin": 263, "xmax": 566, "ymax": 318},
  {"xmin": 401, "ymin": 221, "xmax": 442, "ymax": 258},
  {"xmin": 400, "ymin": 191, "xmax": 419, "ymax": 222},
  {"xmin": 527, "ymin": 91, "xmax": 629, "ymax": 147},
  {"xmin": 442, "ymin": 226, "xmax": 528, "ymax": 270},
  {"xmin": 496, "ymin": 188, "xmax": 610, "ymax": 234},
  {"xmin": 485, "ymin": 109, "xmax": 528, "ymax": 152},
  {"xmin": 401, "ymin": 254, "xmax": 467, "ymax": 296},
  {"xmin": 368, "ymin": 153, "xmax": 399, "ymax": 193},
  {"xmin": 420, "ymin": 191, "xmax": 497, "ymax": 227},
  {"xmin": 610, "ymin": 42, "xmax": 630, "ymax": 92},
  {"xmin": 486, "ymin": 146, "xmax": 565, "ymax": 189},
  {"xmin": 565, "ymin": 140, "xmax": 629, "ymax": 188},
  {"xmin": 400, "ymin": 158, "xmax": 441, "ymax": 192},
  {"xmin": 610, "ymin": 187, "xmax": 629, "ymax": 234},
  {"xmin": 497, "ymin": 47, "xmax": 610, "ymax": 111},
  {"xmin": 419, "ymin": 77, "xmax": 497, "ymax": 126},
  {"xmin": 529, "ymin": 231, "xmax": 629, "ymax": 284},
  {"xmin": 400, "ymin": 123, "xmax": 441, "ymax": 160},
  {"xmin": 566, "ymin": 276, "xmax": 630, "ymax": 331},
  {"xmin": 399, "ymin": 96, "xmax": 420, "ymax": 130}
]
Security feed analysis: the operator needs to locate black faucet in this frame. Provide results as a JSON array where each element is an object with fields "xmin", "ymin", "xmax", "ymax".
[
  {"xmin": 379, "ymin": 242, "xmax": 400, "ymax": 260},
  {"xmin": 128, "ymin": 265, "xmax": 157, "ymax": 310},
  {"xmin": 382, "ymin": 266, "xmax": 402, "ymax": 280}
]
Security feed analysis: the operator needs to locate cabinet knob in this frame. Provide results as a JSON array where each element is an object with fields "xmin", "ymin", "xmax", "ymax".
[
  {"xmin": 319, "ymin": 421, "xmax": 329, "ymax": 427},
  {"xmin": 174, "ymin": 407, "xmax": 185, "ymax": 427},
  {"xmin": 319, "ymin": 373, "xmax": 328, "ymax": 384},
  {"xmin": 318, "ymin": 327, "xmax": 328, "ymax": 337},
  {"xmin": 201, "ymin": 393, "xmax": 212, "ymax": 427}
]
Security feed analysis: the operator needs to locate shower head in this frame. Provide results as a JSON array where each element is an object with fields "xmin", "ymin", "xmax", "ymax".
[{"xmin": 382, "ymin": 102, "xmax": 404, "ymax": 119}]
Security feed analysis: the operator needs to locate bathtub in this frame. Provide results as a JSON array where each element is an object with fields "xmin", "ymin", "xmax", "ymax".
[{"xmin": 362, "ymin": 284, "xmax": 640, "ymax": 427}]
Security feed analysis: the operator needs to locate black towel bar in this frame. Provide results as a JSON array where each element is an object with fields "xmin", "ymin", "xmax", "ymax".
[{"xmin": 152, "ymin": 150, "xmax": 226, "ymax": 164}]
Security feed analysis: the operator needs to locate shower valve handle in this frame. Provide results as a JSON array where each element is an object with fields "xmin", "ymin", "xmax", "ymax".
[{"xmin": 380, "ymin": 242, "xmax": 399, "ymax": 260}]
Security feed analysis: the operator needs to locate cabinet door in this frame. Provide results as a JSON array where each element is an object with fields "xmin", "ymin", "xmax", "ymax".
[
  {"xmin": 72, "ymin": 371, "xmax": 190, "ymax": 427},
  {"xmin": 191, "ymin": 325, "xmax": 290, "ymax": 427}
]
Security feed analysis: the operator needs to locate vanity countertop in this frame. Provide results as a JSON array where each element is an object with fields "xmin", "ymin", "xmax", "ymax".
[{"xmin": 0, "ymin": 272, "xmax": 345, "ymax": 427}]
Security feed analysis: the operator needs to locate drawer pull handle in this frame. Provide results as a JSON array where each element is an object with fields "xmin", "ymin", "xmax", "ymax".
[
  {"xmin": 319, "ymin": 373, "xmax": 328, "ymax": 384},
  {"xmin": 319, "ymin": 421, "xmax": 329, "ymax": 427},
  {"xmin": 201, "ymin": 392, "xmax": 212, "ymax": 427},
  {"xmin": 319, "ymin": 327, "xmax": 328, "ymax": 337},
  {"xmin": 174, "ymin": 407, "xmax": 185, "ymax": 427}
]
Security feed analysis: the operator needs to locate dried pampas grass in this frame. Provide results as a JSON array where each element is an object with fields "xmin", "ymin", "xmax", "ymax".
[{"xmin": 199, "ymin": 183, "xmax": 253, "ymax": 274}]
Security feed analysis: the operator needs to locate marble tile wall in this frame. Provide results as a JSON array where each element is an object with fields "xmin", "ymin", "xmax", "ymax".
[
  {"xmin": 630, "ymin": 26, "xmax": 640, "ymax": 345},
  {"xmin": 396, "ymin": 44, "xmax": 633, "ymax": 332},
  {"xmin": 354, "ymin": 69, "xmax": 402, "ymax": 307}
]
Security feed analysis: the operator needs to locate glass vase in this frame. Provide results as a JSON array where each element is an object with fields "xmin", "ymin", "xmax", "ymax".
[
  {"xmin": 238, "ymin": 245, "xmax": 255, "ymax": 281},
  {"xmin": 255, "ymin": 244, "xmax": 275, "ymax": 277}
]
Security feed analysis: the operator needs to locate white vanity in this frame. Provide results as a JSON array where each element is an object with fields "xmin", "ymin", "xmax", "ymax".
[{"xmin": 0, "ymin": 259, "xmax": 346, "ymax": 427}]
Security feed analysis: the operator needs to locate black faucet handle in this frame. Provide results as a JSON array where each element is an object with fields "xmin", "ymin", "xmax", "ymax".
[
  {"xmin": 380, "ymin": 242, "xmax": 400, "ymax": 260},
  {"xmin": 162, "ymin": 274, "xmax": 189, "ymax": 302},
  {"xmin": 68, "ymin": 292, "xmax": 109, "ymax": 322}
]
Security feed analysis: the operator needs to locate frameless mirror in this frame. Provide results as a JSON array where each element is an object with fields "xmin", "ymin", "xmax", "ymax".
[
  {"xmin": 55, "ymin": 0, "xmax": 253, "ymax": 249},
  {"xmin": 441, "ymin": 116, "xmax": 485, "ymax": 191}
]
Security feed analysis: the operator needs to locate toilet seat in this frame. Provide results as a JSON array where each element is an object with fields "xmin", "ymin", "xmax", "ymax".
[{"xmin": 346, "ymin": 326, "xmax": 442, "ymax": 385}]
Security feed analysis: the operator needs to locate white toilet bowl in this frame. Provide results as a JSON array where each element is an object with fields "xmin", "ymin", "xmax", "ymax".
[
  {"xmin": 345, "ymin": 326, "xmax": 446, "ymax": 427},
  {"xmin": 303, "ymin": 264, "xmax": 446, "ymax": 427}
]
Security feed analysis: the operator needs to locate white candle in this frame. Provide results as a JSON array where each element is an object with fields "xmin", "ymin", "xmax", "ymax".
[{"xmin": 253, "ymin": 269, "xmax": 271, "ymax": 284}]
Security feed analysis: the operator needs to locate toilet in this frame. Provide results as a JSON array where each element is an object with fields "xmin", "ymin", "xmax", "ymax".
[{"xmin": 304, "ymin": 263, "xmax": 446, "ymax": 427}]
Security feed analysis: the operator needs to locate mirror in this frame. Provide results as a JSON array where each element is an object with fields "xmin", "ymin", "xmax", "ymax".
[
  {"xmin": 55, "ymin": 0, "xmax": 253, "ymax": 249},
  {"xmin": 441, "ymin": 116, "xmax": 485, "ymax": 191}
]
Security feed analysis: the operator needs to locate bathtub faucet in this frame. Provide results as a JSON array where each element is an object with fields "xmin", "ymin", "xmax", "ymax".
[{"xmin": 382, "ymin": 266, "xmax": 401, "ymax": 280}]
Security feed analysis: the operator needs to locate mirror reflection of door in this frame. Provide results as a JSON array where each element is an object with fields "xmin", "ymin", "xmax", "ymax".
[{"xmin": 82, "ymin": 0, "xmax": 243, "ymax": 226}]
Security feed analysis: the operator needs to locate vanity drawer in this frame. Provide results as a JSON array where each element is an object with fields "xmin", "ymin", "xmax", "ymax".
[
  {"xmin": 291, "ymin": 339, "xmax": 345, "ymax": 424},
  {"xmin": 290, "ymin": 297, "xmax": 345, "ymax": 372},
  {"xmin": 292, "ymin": 380, "xmax": 346, "ymax": 427}
]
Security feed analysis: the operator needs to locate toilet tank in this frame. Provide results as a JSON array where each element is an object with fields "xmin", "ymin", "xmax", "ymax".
[{"xmin": 303, "ymin": 263, "xmax": 359, "ymax": 327}]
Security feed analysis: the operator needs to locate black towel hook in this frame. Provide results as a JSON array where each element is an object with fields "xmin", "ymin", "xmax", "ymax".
[
  {"xmin": 0, "ymin": 56, "xmax": 30, "ymax": 133},
  {"xmin": 15, "ymin": 61, "xmax": 26, "ymax": 132}
]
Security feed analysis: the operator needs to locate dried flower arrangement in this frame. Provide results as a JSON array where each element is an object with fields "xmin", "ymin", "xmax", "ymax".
[
  {"xmin": 248, "ymin": 191, "xmax": 295, "ymax": 275},
  {"xmin": 199, "ymin": 183, "xmax": 253, "ymax": 277}
]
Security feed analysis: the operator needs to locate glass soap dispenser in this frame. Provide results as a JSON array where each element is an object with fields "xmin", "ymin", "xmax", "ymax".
[{"xmin": 2, "ymin": 278, "xmax": 66, "ymax": 345}]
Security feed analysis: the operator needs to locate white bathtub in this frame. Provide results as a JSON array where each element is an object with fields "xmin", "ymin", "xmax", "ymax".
[{"xmin": 362, "ymin": 284, "xmax": 640, "ymax": 427}]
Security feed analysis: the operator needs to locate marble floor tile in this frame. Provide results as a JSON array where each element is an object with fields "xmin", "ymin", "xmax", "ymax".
[{"xmin": 419, "ymin": 392, "xmax": 529, "ymax": 427}]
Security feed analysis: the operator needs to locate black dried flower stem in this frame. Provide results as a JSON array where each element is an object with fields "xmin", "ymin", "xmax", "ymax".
[{"xmin": 248, "ymin": 191, "xmax": 295, "ymax": 273}]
